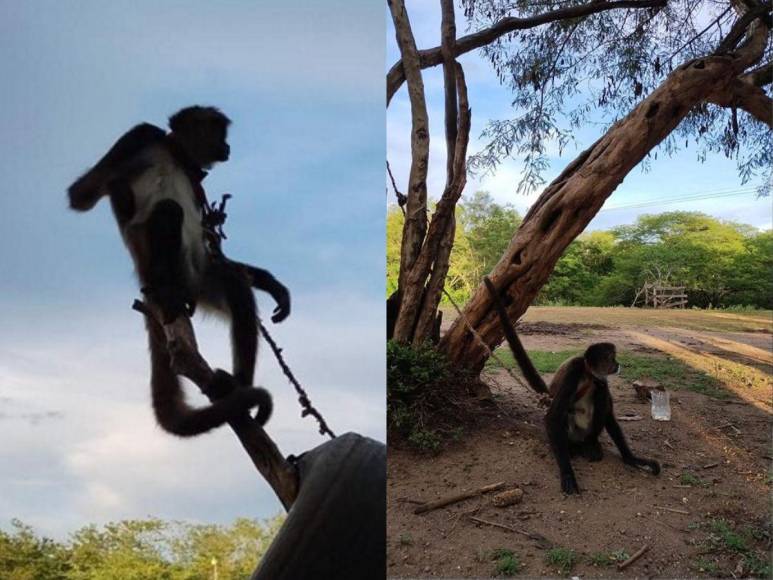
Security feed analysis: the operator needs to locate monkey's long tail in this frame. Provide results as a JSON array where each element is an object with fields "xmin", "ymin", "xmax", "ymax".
[
  {"xmin": 146, "ymin": 320, "xmax": 271, "ymax": 437},
  {"xmin": 484, "ymin": 277, "xmax": 549, "ymax": 394}
]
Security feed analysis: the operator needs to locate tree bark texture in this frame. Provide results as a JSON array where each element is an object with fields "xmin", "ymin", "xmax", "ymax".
[
  {"xmin": 440, "ymin": 16, "xmax": 769, "ymax": 371},
  {"xmin": 389, "ymin": 0, "xmax": 430, "ymax": 294},
  {"xmin": 392, "ymin": 0, "xmax": 472, "ymax": 345}
]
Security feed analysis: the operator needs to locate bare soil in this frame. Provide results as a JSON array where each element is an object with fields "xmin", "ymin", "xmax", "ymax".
[{"xmin": 388, "ymin": 307, "xmax": 772, "ymax": 579}]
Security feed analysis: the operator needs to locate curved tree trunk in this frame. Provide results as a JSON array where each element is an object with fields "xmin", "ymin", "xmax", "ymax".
[{"xmin": 440, "ymin": 16, "xmax": 769, "ymax": 372}]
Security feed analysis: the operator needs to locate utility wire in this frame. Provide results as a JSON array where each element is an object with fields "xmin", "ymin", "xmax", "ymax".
[{"xmin": 600, "ymin": 186, "xmax": 758, "ymax": 212}]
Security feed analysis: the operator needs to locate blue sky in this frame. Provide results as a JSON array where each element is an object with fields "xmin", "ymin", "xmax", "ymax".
[
  {"xmin": 0, "ymin": 0, "xmax": 384, "ymax": 538},
  {"xmin": 387, "ymin": 1, "xmax": 773, "ymax": 231}
]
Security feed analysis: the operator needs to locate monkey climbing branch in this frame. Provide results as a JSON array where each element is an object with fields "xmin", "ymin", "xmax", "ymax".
[{"xmin": 132, "ymin": 299, "xmax": 299, "ymax": 510}]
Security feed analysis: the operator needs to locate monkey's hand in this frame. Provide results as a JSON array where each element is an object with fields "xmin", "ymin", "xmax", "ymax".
[
  {"xmin": 624, "ymin": 455, "xmax": 661, "ymax": 475},
  {"xmin": 561, "ymin": 472, "xmax": 580, "ymax": 495},
  {"xmin": 269, "ymin": 283, "xmax": 290, "ymax": 323}
]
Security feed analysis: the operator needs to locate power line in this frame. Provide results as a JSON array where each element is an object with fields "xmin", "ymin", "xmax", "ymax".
[{"xmin": 600, "ymin": 186, "xmax": 759, "ymax": 212}]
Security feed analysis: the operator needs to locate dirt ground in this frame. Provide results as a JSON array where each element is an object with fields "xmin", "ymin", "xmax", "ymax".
[{"xmin": 388, "ymin": 307, "xmax": 772, "ymax": 579}]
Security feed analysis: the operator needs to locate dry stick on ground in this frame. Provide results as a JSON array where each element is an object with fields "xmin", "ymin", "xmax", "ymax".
[
  {"xmin": 468, "ymin": 516, "xmax": 553, "ymax": 549},
  {"xmin": 654, "ymin": 505, "xmax": 690, "ymax": 515},
  {"xmin": 617, "ymin": 544, "xmax": 650, "ymax": 571},
  {"xmin": 413, "ymin": 481, "xmax": 507, "ymax": 514},
  {"xmin": 132, "ymin": 299, "xmax": 299, "ymax": 509}
]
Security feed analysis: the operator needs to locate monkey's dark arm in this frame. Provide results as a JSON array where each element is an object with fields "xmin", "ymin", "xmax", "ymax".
[
  {"xmin": 605, "ymin": 402, "xmax": 660, "ymax": 475},
  {"xmin": 484, "ymin": 277, "xmax": 548, "ymax": 393},
  {"xmin": 241, "ymin": 264, "xmax": 291, "ymax": 323},
  {"xmin": 544, "ymin": 361, "xmax": 583, "ymax": 494},
  {"xmin": 68, "ymin": 123, "xmax": 165, "ymax": 212}
]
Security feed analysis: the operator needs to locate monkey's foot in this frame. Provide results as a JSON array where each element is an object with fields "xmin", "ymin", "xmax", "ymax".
[{"xmin": 560, "ymin": 473, "xmax": 580, "ymax": 495}]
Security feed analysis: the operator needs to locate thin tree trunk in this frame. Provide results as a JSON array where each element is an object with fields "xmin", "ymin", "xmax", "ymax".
[
  {"xmin": 440, "ymin": 16, "xmax": 768, "ymax": 371},
  {"xmin": 389, "ymin": 0, "xmax": 429, "ymax": 294}
]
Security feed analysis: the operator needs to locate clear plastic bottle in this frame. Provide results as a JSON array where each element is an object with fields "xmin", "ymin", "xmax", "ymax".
[{"xmin": 651, "ymin": 389, "xmax": 671, "ymax": 421}]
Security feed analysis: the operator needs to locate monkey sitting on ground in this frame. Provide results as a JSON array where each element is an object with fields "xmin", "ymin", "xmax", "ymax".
[
  {"xmin": 68, "ymin": 106, "xmax": 290, "ymax": 436},
  {"xmin": 484, "ymin": 277, "xmax": 660, "ymax": 494}
]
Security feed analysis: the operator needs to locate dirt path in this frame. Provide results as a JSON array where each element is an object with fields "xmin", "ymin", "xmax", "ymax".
[{"xmin": 388, "ymin": 308, "xmax": 772, "ymax": 578}]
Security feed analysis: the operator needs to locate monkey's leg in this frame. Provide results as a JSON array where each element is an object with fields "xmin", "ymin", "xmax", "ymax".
[
  {"xmin": 146, "ymin": 199, "xmax": 189, "ymax": 323},
  {"xmin": 545, "ymin": 411, "xmax": 580, "ymax": 494},
  {"xmin": 605, "ymin": 415, "xmax": 660, "ymax": 474},
  {"xmin": 217, "ymin": 264, "xmax": 259, "ymax": 388}
]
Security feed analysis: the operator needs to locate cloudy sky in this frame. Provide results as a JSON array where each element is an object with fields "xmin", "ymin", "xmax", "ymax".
[
  {"xmin": 0, "ymin": 0, "xmax": 384, "ymax": 538},
  {"xmin": 387, "ymin": 1, "xmax": 772, "ymax": 231}
]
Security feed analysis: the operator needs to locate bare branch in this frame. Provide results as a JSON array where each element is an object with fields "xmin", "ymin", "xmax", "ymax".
[{"xmin": 387, "ymin": 0, "xmax": 667, "ymax": 104}]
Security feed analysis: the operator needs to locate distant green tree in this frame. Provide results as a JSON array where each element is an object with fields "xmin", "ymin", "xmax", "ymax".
[
  {"xmin": 0, "ymin": 520, "xmax": 69, "ymax": 580},
  {"xmin": 0, "ymin": 516, "xmax": 284, "ymax": 580}
]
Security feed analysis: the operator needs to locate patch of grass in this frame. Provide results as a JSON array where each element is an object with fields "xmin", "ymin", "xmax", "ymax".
[
  {"xmin": 588, "ymin": 549, "xmax": 629, "ymax": 566},
  {"xmin": 545, "ymin": 547, "xmax": 577, "ymax": 575},
  {"xmin": 617, "ymin": 352, "xmax": 729, "ymax": 399},
  {"xmin": 709, "ymin": 518, "xmax": 748, "ymax": 552},
  {"xmin": 691, "ymin": 558, "xmax": 719, "ymax": 575},
  {"xmin": 399, "ymin": 533, "xmax": 413, "ymax": 546},
  {"xmin": 489, "ymin": 347, "xmax": 729, "ymax": 399},
  {"xmin": 491, "ymin": 548, "xmax": 521, "ymax": 577},
  {"xmin": 743, "ymin": 553, "xmax": 772, "ymax": 577},
  {"xmin": 679, "ymin": 472, "xmax": 709, "ymax": 486}
]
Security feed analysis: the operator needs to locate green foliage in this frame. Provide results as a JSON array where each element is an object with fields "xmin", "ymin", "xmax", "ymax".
[
  {"xmin": 545, "ymin": 547, "xmax": 577, "ymax": 575},
  {"xmin": 491, "ymin": 548, "xmax": 521, "ymax": 576},
  {"xmin": 0, "ymin": 516, "xmax": 283, "ymax": 580},
  {"xmin": 389, "ymin": 199, "xmax": 771, "ymax": 312},
  {"xmin": 490, "ymin": 348, "xmax": 729, "ymax": 398},
  {"xmin": 387, "ymin": 340, "xmax": 450, "ymax": 453},
  {"xmin": 387, "ymin": 341, "xmax": 475, "ymax": 452}
]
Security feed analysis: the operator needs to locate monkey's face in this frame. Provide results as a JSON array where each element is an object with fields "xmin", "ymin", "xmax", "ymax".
[
  {"xmin": 168, "ymin": 106, "xmax": 232, "ymax": 168},
  {"xmin": 585, "ymin": 343, "xmax": 619, "ymax": 377}
]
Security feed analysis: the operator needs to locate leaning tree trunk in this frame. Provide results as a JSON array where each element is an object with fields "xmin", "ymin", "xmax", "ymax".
[{"xmin": 440, "ymin": 15, "xmax": 769, "ymax": 372}]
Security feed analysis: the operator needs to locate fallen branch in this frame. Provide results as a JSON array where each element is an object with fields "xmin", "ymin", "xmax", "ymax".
[
  {"xmin": 132, "ymin": 299, "xmax": 299, "ymax": 509},
  {"xmin": 617, "ymin": 544, "xmax": 650, "ymax": 571},
  {"xmin": 653, "ymin": 505, "xmax": 690, "ymax": 515},
  {"xmin": 468, "ymin": 516, "xmax": 552, "ymax": 549},
  {"xmin": 413, "ymin": 481, "xmax": 506, "ymax": 514},
  {"xmin": 703, "ymin": 462, "xmax": 720, "ymax": 469}
]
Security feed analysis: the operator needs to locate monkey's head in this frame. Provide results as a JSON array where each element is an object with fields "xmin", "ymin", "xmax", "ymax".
[
  {"xmin": 584, "ymin": 342, "xmax": 620, "ymax": 377},
  {"xmin": 168, "ymin": 106, "xmax": 231, "ymax": 169}
]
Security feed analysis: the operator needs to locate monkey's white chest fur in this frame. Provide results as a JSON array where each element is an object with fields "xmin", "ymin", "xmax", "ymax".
[
  {"xmin": 568, "ymin": 387, "xmax": 595, "ymax": 442},
  {"xmin": 127, "ymin": 147, "xmax": 208, "ymax": 283}
]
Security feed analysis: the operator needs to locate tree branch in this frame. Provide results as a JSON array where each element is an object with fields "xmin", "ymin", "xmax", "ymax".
[
  {"xmin": 707, "ymin": 78, "xmax": 773, "ymax": 128},
  {"xmin": 386, "ymin": 0, "xmax": 667, "ymax": 104},
  {"xmin": 389, "ymin": 0, "xmax": 430, "ymax": 293},
  {"xmin": 133, "ymin": 300, "xmax": 299, "ymax": 510}
]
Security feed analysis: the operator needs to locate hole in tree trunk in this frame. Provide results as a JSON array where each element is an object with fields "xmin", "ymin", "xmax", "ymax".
[
  {"xmin": 540, "ymin": 208, "xmax": 562, "ymax": 233},
  {"xmin": 646, "ymin": 102, "xmax": 660, "ymax": 118},
  {"xmin": 511, "ymin": 249, "xmax": 524, "ymax": 265}
]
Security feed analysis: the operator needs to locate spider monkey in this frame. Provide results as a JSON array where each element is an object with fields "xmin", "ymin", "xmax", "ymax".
[
  {"xmin": 68, "ymin": 106, "xmax": 290, "ymax": 436},
  {"xmin": 484, "ymin": 277, "xmax": 660, "ymax": 494}
]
